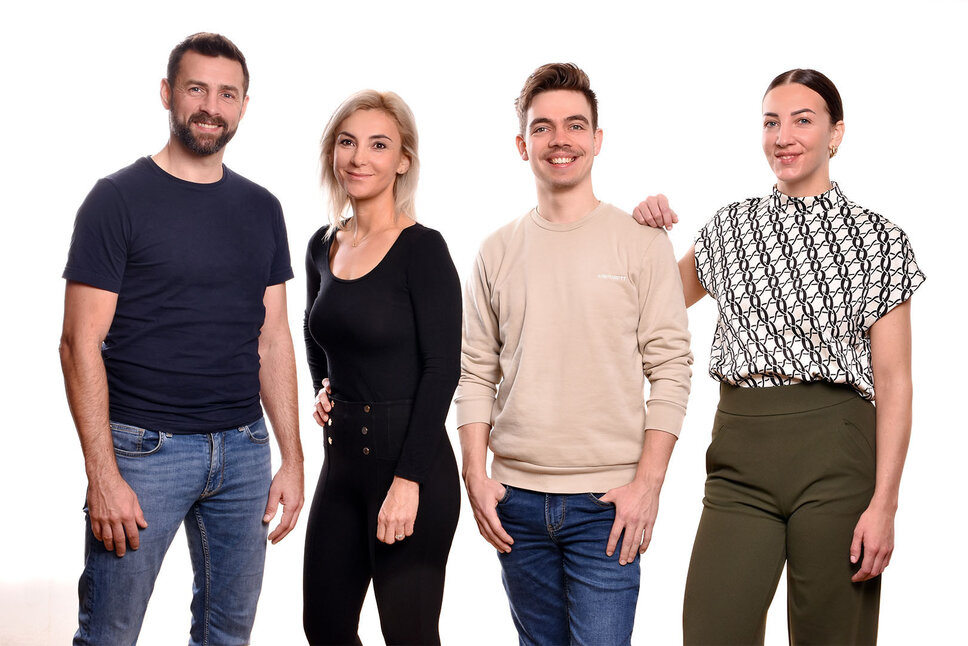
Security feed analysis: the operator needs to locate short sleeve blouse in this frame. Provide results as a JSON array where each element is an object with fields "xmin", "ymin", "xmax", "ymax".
[{"xmin": 694, "ymin": 182, "xmax": 924, "ymax": 399}]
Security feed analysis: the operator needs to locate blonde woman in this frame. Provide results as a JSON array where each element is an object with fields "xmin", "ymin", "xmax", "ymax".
[{"xmin": 302, "ymin": 91, "xmax": 461, "ymax": 645}]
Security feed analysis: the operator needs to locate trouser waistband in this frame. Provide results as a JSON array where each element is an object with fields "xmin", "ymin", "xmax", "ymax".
[{"xmin": 717, "ymin": 381, "xmax": 860, "ymax": 416}]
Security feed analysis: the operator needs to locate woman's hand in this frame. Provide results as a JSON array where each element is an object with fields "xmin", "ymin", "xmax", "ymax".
[
  {"xmin": 377, "ymin": 476, "xmax": 419, "ymax": 545},
  {"xmin": 632, "ymin": 194, "xmax": 679, "ymax": 230},
  {"xmin": 850, "ymin": 502, "xmax": 896, "ymax": 582},
  {"xmin": 312, "ymin": 378, "xmax": 332, "ymax": 427}
]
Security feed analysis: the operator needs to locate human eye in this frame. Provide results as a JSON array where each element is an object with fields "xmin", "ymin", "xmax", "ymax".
[
  {"xmin": 569, "ymin": 122, "xmax": 585, "ymax": 130},
  {"xmin": 532, "ymin": 125, "xmax": 548, "ymax": 135},
  {"xmin": 188, "ymin": 86, "xmax": 203, "ymax": 94},
  {"xmin": 221, "ymin": 91, "xmax": 237, "ymax": 101},
  {"xmin": 338, "ymin": 138, "xmax": 355, "ymax": 147},
  {"xmin": 796, "ymin": 117, "xmax": 811, "ymax": 125},
  {"xmin": 763, "ymin": 119, "xmax": 778, "ymax": 128},
  {"xmin": 373, "ymin": 141, "xmax": 387, "ymax": 150}
]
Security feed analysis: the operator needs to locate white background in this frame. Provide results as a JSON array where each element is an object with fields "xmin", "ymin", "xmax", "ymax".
[{"xmin": 1, "ymin": 1, "xmax": 964, "ymax": 644}]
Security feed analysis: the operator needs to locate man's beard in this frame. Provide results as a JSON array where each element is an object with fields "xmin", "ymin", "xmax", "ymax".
[{"xmin": 170, "ymin": 110, "xmax": 237, "ymax": 156}]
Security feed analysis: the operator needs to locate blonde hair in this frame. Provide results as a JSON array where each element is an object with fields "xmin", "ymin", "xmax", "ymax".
[{"xmin": 319, "ymin": 90, "xmax": 420, "ymax": 232}]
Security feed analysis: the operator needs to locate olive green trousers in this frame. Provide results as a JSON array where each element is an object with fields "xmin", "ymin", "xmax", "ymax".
[{"xmin": 683, "ymin": 382, "xmax": 881, "ymax": 646}]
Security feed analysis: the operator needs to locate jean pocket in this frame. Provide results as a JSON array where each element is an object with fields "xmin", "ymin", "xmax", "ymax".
[
  {"xmin": 242, "ymin": 418, "xmax": 270, "ymax": 444},
  {"xmin": 586, "ymin": 492, "xmax": 614, "ymax": 508},
  {"xmin": 497, "ymin": 484, "xmax": 513, "ymax": 506},
  {"xmin": 110, "ymin": 422, "xmax": 164, "ymax": 457}
]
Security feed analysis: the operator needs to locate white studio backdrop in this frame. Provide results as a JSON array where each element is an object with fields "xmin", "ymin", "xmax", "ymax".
[{"xmin": 1, "ymin": 1, "xmax": 963, "ymax": 644}]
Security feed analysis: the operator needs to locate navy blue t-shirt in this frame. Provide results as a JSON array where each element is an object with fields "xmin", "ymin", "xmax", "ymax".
[{"xmin": 63, "ymin": 156, "xmax": 294, "ymax": 433}]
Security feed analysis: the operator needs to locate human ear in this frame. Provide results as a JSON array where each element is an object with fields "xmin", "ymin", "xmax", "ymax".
[
  {"xmin": 160, "ymin": 79, "xmax": 172, "ymax": 110},
  {"xmin": 830, "ymin": 120, "xmax": 845, "ymax": 150}
]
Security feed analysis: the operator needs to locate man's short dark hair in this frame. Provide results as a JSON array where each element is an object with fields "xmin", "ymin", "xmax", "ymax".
[
  {"xmin": 515, "ymin": 63, "xmax": 598, "ymax": 135},
  {"xmin": 167, "ymin": 32, "xmax": 249, "ymax": 95}
]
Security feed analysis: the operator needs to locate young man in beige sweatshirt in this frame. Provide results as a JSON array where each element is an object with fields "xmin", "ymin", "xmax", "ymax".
[{"xmin": 455, "ymin": 63, "xmax": 694, "ymax": 645}]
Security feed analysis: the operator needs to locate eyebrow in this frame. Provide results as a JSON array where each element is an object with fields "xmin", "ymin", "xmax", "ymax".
[
  {"xmin": 337, "ymin": 131, "xmax": 393, "ymax": 142},
  {"xmin": 763, "ymin": 108, "xmax": 817, "ymax": 117},
  {"xmin": 527, "ymin": 114, "xmax": 591, "ymax": 129},
  {"xmin": 184, "ymin": 79, "xmax": 241, "ymax": 94}
]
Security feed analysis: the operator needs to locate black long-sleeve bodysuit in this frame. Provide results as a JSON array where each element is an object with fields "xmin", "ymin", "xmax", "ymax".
[{"xmin": 302, "ymin": 223, "xmax": 461, "ymax": 646}]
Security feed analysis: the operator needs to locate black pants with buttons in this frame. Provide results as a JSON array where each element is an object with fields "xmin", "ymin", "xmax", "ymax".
[{"xmin": 303, "ymin": 400, "xmax": 460, "ymax": 646}]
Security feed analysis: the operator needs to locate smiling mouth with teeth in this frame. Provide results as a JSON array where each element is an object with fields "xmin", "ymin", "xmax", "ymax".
[
  {"xmin": 549, "ymin": 157, "xmax": 577, "ymax": 165},
  {"xmin": 191, "ymin": 114, "xmax": 227, "ymax": 132}
]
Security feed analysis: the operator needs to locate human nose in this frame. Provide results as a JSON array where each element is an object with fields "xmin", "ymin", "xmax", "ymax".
[
  {"xmin": 775, "ymin": 122, "xmax": 794, "ymax": 147},
  {"xmin": 200, "ymin": 91, "xmax": 219, "ymax": 115},
  {"xmin": 351, "ymin": 146, "xmax": 368, "ymax": 166}
]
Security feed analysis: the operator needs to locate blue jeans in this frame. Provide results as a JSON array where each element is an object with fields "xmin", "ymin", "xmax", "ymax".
[
  {"xmin": 74, "ymin": 418, "xmax": 272, "ymax": 646},
  {"xmin": 496, "ymin": 486, "xmax": 641, "ymax": 646}
]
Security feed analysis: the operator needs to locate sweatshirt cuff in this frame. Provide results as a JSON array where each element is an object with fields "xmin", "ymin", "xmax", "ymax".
[
  {"xmin": 644, "ymin": 400, "xmax": 686, "ymax": 437},
  {"xmin": 454, "ymin": 397, "xmax": 494, "ymax": 428}
]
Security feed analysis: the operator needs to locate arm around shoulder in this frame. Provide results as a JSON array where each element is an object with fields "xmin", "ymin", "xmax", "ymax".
[{"xmin": 679, "ymin": 245, "xmax": 706, "ymax": 307}]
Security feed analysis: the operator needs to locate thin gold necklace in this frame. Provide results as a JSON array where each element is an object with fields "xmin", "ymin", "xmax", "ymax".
[
  {"xmin": 351, "ymin": 229, "xmax": 373, "ymax": 247},
  {"xmin": 351, "ymin": 222, "xmax": 394, "ymax": 247}
]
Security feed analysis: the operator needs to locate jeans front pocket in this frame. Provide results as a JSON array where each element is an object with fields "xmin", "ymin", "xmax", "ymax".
[
  {"xmin": 497, "ymin": 484, "xmax": 513, "ymax": 506},
  {"xmin": 242, "ymin": 418, "xmax": 270, "ymax": 444},
  {"xmin": 585, "ymin": 492, "xmax": 614, "ymax": 508},
  {"xmin": 110, "ymin": 422, "xmax": 165, "ymax": 457}
]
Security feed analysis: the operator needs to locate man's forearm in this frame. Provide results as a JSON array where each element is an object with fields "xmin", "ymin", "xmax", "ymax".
[
  {"xmin": 632, "ymin": 429, "xmax": 677, "ymax": 489},
  {"xmin": 259, "ymin": 333, "xmax": 303, "ymax": 465},
  {"xmin": 458, "ymin": 422, "xmax": 492, "ymax": 481},
  {"xmin": 60, "ymin": 334, "xmax": 118, "ymax": 479}
]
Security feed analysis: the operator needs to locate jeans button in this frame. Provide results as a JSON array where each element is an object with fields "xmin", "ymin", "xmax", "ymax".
[
  {"xmin": 363, "ymin": 405, "xmax": 371, "ymax": 413},
  {"xmin": 361, "ymin": 426, "xmax": 368, "ymax": 435},
  {"xmin": 362, "ymin": 447, "xmax": 370, "ymax": 456},
  {"xmin": 327, "ymin": 436, "xmax": 333, "ymax": 445}
]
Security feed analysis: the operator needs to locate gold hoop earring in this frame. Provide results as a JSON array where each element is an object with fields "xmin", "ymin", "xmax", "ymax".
[{"xmin": 829, "ymin": 146, "xmax": 839, "ymax": 158}]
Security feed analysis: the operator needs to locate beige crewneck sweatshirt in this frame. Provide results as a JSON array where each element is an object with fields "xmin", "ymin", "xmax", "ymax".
[{"xmin": 456, "ymin": 202, "xmax": 693, "ymax": 493}]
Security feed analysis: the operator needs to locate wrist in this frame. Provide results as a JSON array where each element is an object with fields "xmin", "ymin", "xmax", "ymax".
[
  {"xmin": 867, "ymin": 491, "xmax": 899, "ymax": 513},
  {"xmin": 279, "ymin": 457, "xmax": 305, "ymax": 469},
  {"xmin": 461, "ymin": 467, "xmax": 488, "ymax": 485},
  {"xmin": 392, "ymin": 476, "xmax": 419, "ymax": 490},
  {"xmin": 631, "ymin": 471, "xmax": 665, "ymax": 492},
  {"xmin": 85, "ymin": 458, "xmax": 122, "ymax": 483}
]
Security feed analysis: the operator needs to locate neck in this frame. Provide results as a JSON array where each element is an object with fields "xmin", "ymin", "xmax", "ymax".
[
  {"xmin": 776, "ymin": 173, "xmax": 832, "ymax": 198},
  {"xmin": 153, "ymin": 139, "xmax": 226, "ymax": 183},
  {"xmin": 535, "ymin": 181, "xmax": 599, "ymax": 223},
  {"xmin": 350, "ymin": 193, "xmax": 401, "ymax": 234}
]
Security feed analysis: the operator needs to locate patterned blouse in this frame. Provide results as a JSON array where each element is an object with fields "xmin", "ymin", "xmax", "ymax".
[{"xmin": 694, "ymin": 182, "xmax": 925, "ymax": 400}]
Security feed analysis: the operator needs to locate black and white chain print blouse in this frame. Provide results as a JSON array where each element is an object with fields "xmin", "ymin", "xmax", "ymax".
[{"xmin": 694, "ymin": 182, "xmax": 925, "ymax": 400}]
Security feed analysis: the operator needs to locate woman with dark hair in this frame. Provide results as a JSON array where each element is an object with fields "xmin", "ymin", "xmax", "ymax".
[
  {"xmin": 636, "ymin": 69, "xmax": 924, "ymax": 645},
  {"xmin": 302, "ymin": 90, "xmax": 461, "ymax": 645}
]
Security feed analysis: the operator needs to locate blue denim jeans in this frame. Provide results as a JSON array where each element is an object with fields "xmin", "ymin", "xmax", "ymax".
[
  {"xmin": 496, "ymin": 486, "xmax": 641, "ymax": 646},
  {"xmin": 74, "ymin": 418, "xmax": 272, "ymax": 646}
]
